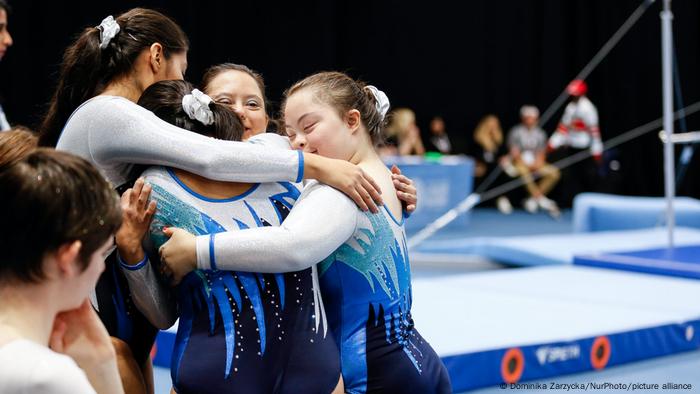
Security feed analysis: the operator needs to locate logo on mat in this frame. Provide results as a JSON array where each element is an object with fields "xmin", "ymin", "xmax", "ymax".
[{"xmin": 535, "ymin": 345, "xmax": 581, "ymax": 365}]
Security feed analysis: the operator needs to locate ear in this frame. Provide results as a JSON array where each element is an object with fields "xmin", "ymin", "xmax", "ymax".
[
  {"xmin": 345, "ymin": 109, "xmax": 362, "ymax": 134},
  {"xmin": 148, "ymin": 43, "xmax": 164, "ymax": 74},
  {"xmin": 55, "ymin": 241, "xmax": 82, "ymax": 278}
]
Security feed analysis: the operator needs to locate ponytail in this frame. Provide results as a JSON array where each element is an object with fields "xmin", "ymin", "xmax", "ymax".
[{"xmin": 39, "ymin": 8, "xmax": 189, "ymax": 147}]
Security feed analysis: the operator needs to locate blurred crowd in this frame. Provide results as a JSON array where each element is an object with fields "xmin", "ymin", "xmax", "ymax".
[{"xmin": 378, "ymin": 80, "xmax": 605, "ymax": 216}]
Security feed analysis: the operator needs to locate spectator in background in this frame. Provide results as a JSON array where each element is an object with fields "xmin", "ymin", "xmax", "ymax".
[
  {"xmin": 547, "ymin": 80, "xmax": 602, "ymax": 201},
  {"xmin": 385, "ymin": 108, "xmax": 425, "ymax": 156},
  {"xmin": 426, "ymin": 116, "xmax": 452, "ymax": 154},
  {"xmin": 504, "ymin": 105, "xmax": 560, "ymax": 217},
  {"xmin": 0, "ymin": 0, "xmax": 15, "ymax": 131},
  {"xmin": 471, "ymin": 114, "xmax": 505, "ymax": 179},
  {"xmin": 470, "ymin": 114, "xmax": 518, "ymax": 213}
]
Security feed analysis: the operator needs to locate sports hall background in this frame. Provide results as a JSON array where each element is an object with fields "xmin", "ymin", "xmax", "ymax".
[{"xmin": 2, "ymin": 0, "xmax": 699, "ymax": 198}]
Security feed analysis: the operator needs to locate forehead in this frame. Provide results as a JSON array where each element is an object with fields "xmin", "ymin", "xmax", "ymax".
[
  {"xmin": 285, "ymin": 90, "xmax": 328, "ymax": 118},
  {"xmin": 209, "ymin": 70, "xmax": 261, "ymax": 95}
]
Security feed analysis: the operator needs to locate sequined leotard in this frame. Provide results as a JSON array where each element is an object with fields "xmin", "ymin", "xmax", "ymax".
[{"xmin": 195, "ymin": 180, "xmax": 452, "ymax": 394}]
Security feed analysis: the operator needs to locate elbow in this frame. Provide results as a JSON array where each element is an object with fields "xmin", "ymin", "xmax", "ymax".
[
  {"xmin": 283, "ymin": 235, "xmax": 328, "ymax": 271},
  {"xmin": 286, "ymin": 252, "xmax": 315, "ymax": 272}
]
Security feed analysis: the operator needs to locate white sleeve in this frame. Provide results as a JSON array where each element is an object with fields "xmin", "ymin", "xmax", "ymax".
[
  {"xmin": 247, "ymin": 133, "xmax": 293, "ymax": 150},
  {"xmin": 30, "ymin": 356, "xmax": 96, "ymax": 394},
  {"xmin": 118, "ymin": 253, "xmax": 177, "ymax": 330},
  {"xmin": 196, "ymin": 182, "xmax": 358, "ymax": 273},
  {"xmin": 82, "ymin": 98, "xmax": 304, "ymax": 183}
]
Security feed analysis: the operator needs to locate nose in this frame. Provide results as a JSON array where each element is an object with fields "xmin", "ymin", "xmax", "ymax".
[
  {"xmin": 291, "ymin": 135, "xmax": 306, "ymax": 150},
  {"xmin": 3, "ymin": 31, "xmax": 11, "ymax": 47},
  {"xmin": 231, "ymin": 105, "xmax": 245, "ymax": 119}
]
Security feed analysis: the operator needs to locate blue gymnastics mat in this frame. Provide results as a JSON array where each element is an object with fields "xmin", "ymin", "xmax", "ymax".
[
  {"xmin": 152, "ymin": 265, "xmax": 700, "ymax": 392},
  {"xmin": 411, "ymin": 266, "xmax": 700, "ymax": 391},
  {"xmin": 412, "ymin": 227, "xmax": 700, "ymax": 267},
  {"xmin": 574, "ymin": 245, "xmax": 700, "ymax": 280}
]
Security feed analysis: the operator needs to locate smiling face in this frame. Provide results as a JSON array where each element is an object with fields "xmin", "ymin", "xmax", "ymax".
[
  {"xmin": 284, "ymin": 88, "xmax": 355, "ymax": 160},
  {"xmin": 205, "ymin": 69, "xmax": 269, "ymax": 140}
]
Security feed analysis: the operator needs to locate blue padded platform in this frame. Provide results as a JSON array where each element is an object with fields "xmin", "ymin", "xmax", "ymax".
[
  {"xmin": 152, "ymin": 266, "xmax": 700, "ymax": 392},
  {"xmin": 413, "ymin": 227, "xmax": 700, "ymax": 266},
  {"xmin": 575, "ymin": 245, "xmax": 700, "ymax": 280},
  {"xmin": 412, "ymin": 266, "xmax": 700, "ymax": 391},
  {"xmin": 572, "ymin": 193, "xmax": 700, "ymax": 233}
]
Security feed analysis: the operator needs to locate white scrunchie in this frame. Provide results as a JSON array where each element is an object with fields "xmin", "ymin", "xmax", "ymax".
[
  {"xmin": 97, "ymin": 16, "xmax": 120, "ymax": 50},
  {"xmin": 182, "ymin": 89, "xmax": 215, "ymax": 126},
  {"xmin": 365, "ymin": 85, "xmax": 390, "ymax": 121}
]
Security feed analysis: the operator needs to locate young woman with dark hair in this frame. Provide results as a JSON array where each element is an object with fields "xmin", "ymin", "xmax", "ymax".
[{"xmin": 0, "ymin": 149, "xmax": 123, "ymax": 394}]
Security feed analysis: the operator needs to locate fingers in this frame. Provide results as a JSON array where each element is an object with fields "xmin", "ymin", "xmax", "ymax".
[
  {"xmin": 390, "ymin": 164, "xmax": 402, "ymax": 175},
  {"xmin": 406, "ymin": 204, "xmax": 416, "ymax": 213},
  {"xmin": 360, "ymin": 177, "xmax": 381, "ymax": 214},
  {"xmin": 391, "ymin": 174, "xmax": 414, "ymax": 192},
  {"xmin": 162, "ymin": 226, "xmax": 174, "ymax": 237},
  {"xmin": 49, "ymin": 319, "xmax": 67, "ymax": 352},
  {"xmin": 349, "ymin": 189, "xmax": 370, "ymax": 212},
  {"xmin": 397, "ymin": 189, "xmax": 417, "ymax": 205},
  {"xmin": 137, "ymin": 182, "xmax": 151, "ymax": 207},
  {"xmin": 120, "ymin": 189, "xmax": 132, "ymax": 209},
  {"xmin": 363, "ymin": 170, "xmax": 382, "ymax": 197},
  {"xmin": 132, "ymin": 178, "xmax": 145, "ymax": 202},
  {"xmin": 146, "ymin": 200, "xmax": 157, "ymax": 218},
  {"xmin": 121, "ymin": 178, "xmax": 155, "ymax": 223}
]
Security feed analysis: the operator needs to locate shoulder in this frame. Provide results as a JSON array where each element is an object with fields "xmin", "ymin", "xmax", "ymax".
[
  {"xmin": 580, "ymin": 97, "xmax": 597, "ymax": 111},
  {"xmin": 0, "ymin": 341, "xmax": 94, "ymax": 394},
  {"xmin": 509, "ymin": 125, "xmax": 524, "ymax": 134},
  {"xmin": 71, "ymin": 95, "xmax": 135, "ymax": 115},
  {"xmin": 68, "ymin": 96, "xmax": 153, "ymax": 126},
  {"xmin": 141, "ymin": 167, "xmax": 187, "ymax": 202},
  {"xmin": 300, "ymin": 180, "xmax": 355, "ymax": 208},
  {"xmin": 141, "ymin": 166, "xmax": 172, "ymax": 186}
]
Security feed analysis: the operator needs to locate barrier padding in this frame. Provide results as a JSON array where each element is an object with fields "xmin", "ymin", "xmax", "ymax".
[{"xmin": 572, "ymin": 193, "xmax": 700, "ymax": 233}]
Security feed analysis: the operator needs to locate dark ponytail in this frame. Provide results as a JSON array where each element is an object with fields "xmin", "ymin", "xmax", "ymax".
[
  {"xmin": 39, "ymin": 8, "xmax": 189, "ymax": 147},
  {"xmin": 137, "ymin": 80, "xmax": 244, "ymax": 142}
]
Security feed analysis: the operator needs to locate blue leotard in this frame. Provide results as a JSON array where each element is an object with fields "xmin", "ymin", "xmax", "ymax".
[{"xmin": 196, "ymin": 180, "xmax": 452, "ymax": 393}]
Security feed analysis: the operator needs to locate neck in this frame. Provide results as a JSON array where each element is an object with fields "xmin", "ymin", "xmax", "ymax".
[
  {"xmin": 101, "ymin": 77, "xmax": 145, "ymax": 103},
  {"xmin": 347, "ymin": 138, "xmax": 379, "ymax": 166},
  {"xmin": 0, "ymin": 284, "xmax": 57, "ymax": 346}
]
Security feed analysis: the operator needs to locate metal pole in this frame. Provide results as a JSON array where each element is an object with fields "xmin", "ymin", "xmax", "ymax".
[{"xmin": 661, "ymin": 0, "xmax": 675, "ymax": 248}]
